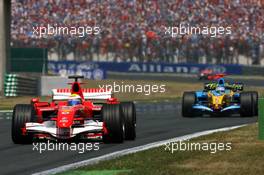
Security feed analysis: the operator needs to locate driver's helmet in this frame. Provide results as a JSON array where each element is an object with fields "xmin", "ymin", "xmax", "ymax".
[
  {"xmin": 68, "ymin": 94, "xmax": 81, "ymax": 106},
  {"xmin": 215, "ymin": 86, "xmax": 225, "ymax": 94}
]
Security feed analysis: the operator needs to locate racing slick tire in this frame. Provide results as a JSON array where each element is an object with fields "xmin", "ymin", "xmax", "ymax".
[
  {"xmin": 102, "ymin": 104, "xmax": 125, "ymax": 143},
  {"xmin": 182, "ymin": 92, "xmax": 196, "ymax": 117},
  {"xmin": 240, "ymin": 92, "xmax": 254, "ymax": 117},
  {"xmin": 12, "ymin": 104, "xmax": 35, "ymax": 144},
  {"xmin": 121, "ymin": 102, "xmax": 136, "ymax": 140},
  {"xmin": 249, "ymin": 91, "xmax": 258, "ymax": 116}
]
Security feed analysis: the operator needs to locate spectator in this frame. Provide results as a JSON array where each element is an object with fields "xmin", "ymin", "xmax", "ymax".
[{"xmin": 11, "ymin": 0, "xmax": 264, "ymax": 65}]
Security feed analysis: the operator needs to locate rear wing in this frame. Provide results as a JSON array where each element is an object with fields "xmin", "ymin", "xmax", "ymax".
[
  {"xmin": 204, "ymin": 83, "xmax": 243, "ymax": 91},
  {"xmin": 52, "ymin": 88, "xmax": 113, "ymax": 101}
]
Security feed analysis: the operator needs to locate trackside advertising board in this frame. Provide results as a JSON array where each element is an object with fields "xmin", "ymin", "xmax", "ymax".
[
  {"xmin": 48, "ymin": 61, "xmax": 106, "ymax": 80},
  {"xmin": 48, "ymin": 61, "xmax": 242, "ymax": 76}
]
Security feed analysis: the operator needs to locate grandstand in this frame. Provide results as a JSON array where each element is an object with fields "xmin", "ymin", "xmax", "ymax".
[{"xmin": 11, "ymin": 0, "xmax": 264, "ymax": 65}]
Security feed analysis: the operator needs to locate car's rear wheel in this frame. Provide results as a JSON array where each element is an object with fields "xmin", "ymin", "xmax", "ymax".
[
  {"xmin": 12, "ymin": 104, "xmax": 35, "ymax": 144},
  {"xmin": 182, "ymin": 92, "xmax": 196, "ymax": 117},
  {"xmin": 121, "ymin": 102, "xmax": 136, "ymax": 140},
  {"xmin": 102, "ymin": 104, "xmax": 124, "ymax": 143},
  {"xmin": 249, "ymin": 91, "xmax": 258, "ymax": 116},
  {"xmin": 240, "ymin": 92, "xmax": 254, "ymax": 117}
]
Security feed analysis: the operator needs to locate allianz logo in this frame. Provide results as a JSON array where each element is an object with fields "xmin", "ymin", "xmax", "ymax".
[{"xmin": 128, "ymin": 64, "xmax": 227, "ymax": 74}]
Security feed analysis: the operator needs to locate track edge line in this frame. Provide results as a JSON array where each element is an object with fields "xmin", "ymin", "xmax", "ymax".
[{"xmin": 32, "ymin": 124, "xmax": 248, "ymax": 175}]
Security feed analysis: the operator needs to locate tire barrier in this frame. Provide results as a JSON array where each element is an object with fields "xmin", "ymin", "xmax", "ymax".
[{"xmin": 4, "ymin": 74, "xmax": 38, "ymax": 97}]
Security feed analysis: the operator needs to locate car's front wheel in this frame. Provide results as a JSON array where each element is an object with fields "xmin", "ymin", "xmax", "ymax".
[
  {"xmin": 102, "ymin": 104, "xmax": 124, "ymax": 143},
  {"xmin": 249, "ymin": 91, "xmax": 258, "ymax": 116},
  {"xmin": 240, "ymin": 92, "xmax": 254, "ymax": 117},
  {"xmin": 12, "ymin": 104, "xmax": 35, "ymax": 144},
  {"xmin": 182, "ymin": 92, "xmax": 196, "ymax": 117}
]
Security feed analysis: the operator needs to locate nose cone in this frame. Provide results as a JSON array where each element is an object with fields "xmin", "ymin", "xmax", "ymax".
[
  {"xmin": 212, "ymin": 96, "xmax": 224, "ymax": 110},
  {"xmin": 57, "ymin": 107, "xmax": 74, "ymax": 128}
]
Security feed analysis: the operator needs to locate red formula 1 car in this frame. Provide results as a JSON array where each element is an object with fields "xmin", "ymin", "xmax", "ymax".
[
  {"xmin": 199, "ymin": 68, "xmax": 226, "ymax": 81},
  {"xmin": 198, "ymin": 68, "xmax": 213, "ymax": 80},
  {"xmin": 11, "ymin": 76, "xmax": 136, "ymax": 143}
]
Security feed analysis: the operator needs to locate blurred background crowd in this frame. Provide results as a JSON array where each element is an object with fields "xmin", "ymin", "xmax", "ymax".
[{"xmin": 11, "ymin": 0, "xmax": 264, "ymax": 65}]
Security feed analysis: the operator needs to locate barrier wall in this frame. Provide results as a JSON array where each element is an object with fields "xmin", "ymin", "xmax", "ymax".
[
  {"xmin": 48, "ymin": 61, "xmax": 242, "ymax": 76},
  {"xmin": 10, "ymin": 48, "xmax": 47, "ymax": 73},
  {"xmin": 48, "ymin": 61, "xmax": 106, "ymax": 80},
  {"xmin": 40, "ymin": 76, "xmax": 72, "ymax": 96}
]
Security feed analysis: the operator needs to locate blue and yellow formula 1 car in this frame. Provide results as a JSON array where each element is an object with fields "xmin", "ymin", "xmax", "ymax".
[{"xmin": 182, "ymin": 77, "xmax": 258, "ymax": 117}]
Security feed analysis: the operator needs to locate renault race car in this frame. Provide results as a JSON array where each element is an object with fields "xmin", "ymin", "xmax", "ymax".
[
  {"xmin": 182, "ymin": 76, "xmax": 258, "ymax": 117},
  {"xmin": 12, "ymin": 76, "xmax": 136, "ymax": 144}
]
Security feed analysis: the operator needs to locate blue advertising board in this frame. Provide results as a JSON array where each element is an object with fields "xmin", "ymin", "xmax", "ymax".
[
  {"xmin": 48, "ymin": 61, "xmax": 106, "ymax": 80},
  {"xmin": 48, "ymin": 61, "xmax": 242, "ymax": 76},
  {"xmin": 97, "ymin": 62, "xmax": 242, "ymax": 75}
]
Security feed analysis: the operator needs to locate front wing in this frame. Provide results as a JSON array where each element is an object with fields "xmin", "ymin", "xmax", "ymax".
[
  {"xmin": 193, "ymin": 104, "xmax": 240, "ymax": 113},
  {"xmin": 25, "ymin": 120, "xmax": 104, "ymax": 140}
]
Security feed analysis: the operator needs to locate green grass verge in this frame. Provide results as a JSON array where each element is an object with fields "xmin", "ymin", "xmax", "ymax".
[
  {"xmin": 0, "ymin": 96, "xmax": 51, "ymax": 110},
  {"xmin": 1, "ymin": 79, "xmax": 264, "ymax": 110},
  {"xmin": 60, "ymin": 123, "xmax": 264, "ymax": 175}
]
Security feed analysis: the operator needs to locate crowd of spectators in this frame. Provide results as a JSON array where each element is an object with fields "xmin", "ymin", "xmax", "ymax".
[{"xmin": 11, "ymin": 0, "xmax": 264, "ymax": 65}]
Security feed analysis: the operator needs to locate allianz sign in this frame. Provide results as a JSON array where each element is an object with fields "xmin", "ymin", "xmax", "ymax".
[{"xmin": 128, "ymin": 63, "xmax": 227, "ymax": 74}]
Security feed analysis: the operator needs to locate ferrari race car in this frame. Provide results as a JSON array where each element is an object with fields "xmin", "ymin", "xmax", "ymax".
[
  {"xmin": 198, "ymin": 68, "xmax": 214, "ymax": 80},
  {"xmin": 182, "ymin": 76, "xmax": 258, "ymax": 117},
  {"xmin": 198, "ymin": 69, "xmax": 224, "ymax": 80},
  {"xmin": 12, "ymin": 76, "xmax": 136, "ymax": 144}
]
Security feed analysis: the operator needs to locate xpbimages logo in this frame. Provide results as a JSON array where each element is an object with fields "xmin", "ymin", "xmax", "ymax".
[
  {"xmin": 32, "ymin": 24, "xmax": 101, "ymax": 38},
  {"xmin": 32, "ymin": 141, "xmax": 100, "ymax": 154},
  {"xmin": 164, "ymin": 141, "xmax": 232, "ymax": 154},
  {"xmin": 98, "ymin": 81, "xmax": 166, "ymax": 96},
  {"xmin": 164, "ymin": 24, "xmax": 232, "ymax": 38}
]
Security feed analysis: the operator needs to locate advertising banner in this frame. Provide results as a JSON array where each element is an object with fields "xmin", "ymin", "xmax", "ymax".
[
  {"xmin": 98, "ymin": 62, "xmax": 242, "ymax": 75},
  {"xmin": 48, "ymin": 61, "xmax": 106, "ymax": 80},
  {"xmin": 48, "ymin": 61, "xmax": 242, "ymax": 76}
]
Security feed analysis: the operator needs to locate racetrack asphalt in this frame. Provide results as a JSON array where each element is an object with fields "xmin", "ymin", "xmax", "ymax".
[{"xmin": 0, "ymin": 101, "xmax": 257, "ymax": 175}]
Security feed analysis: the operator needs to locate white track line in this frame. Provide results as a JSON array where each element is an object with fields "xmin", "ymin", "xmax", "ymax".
[
  {"xmin": 33, "ymin": 124, "xmax": 247, "ymax": 175},
  {"xmin": 0, "ymin": 110, "xmax": 13, "ymax": 120}
]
